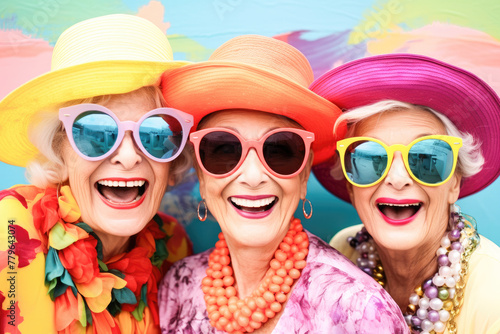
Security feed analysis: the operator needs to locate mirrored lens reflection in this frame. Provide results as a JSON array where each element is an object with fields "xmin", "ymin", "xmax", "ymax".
[
  {"xmin": 264, "ymin": 132, "xmax": 305, "ymax": 175},
  {"xmin": 200, "ymin": 131, "xmax": 242, "ymax": 174},
  {"xmin": 139, "ymin": 115, "xmax": 183, "ymax": 159},
  {"xmin": 345, "ymin": 141, "xmax": 388, "ymax": 185},
  {"xmin": 408, "ymin": 139, "xmax": 453, "ymax": 183},
  {"xmin": 73, "ymin": 111, "xmax": 118, "ymax": 158}
]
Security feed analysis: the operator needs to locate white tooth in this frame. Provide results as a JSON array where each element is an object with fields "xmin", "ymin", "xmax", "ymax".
[
  {"xmin": 380, "ymin": 203, "xmax": 420, "ymax": 207},
  {"xmin": 113, "ymin": 181, "xmax": 119, "ymax": 187},
  {"xmin": 119, "ymin": 181, "xmax": 126, "ymax": 187},
  {"xmin": 127, "ymin": 181, "xmax": 134, "ymax": 187},
  {"xmin": 231, "ymin": 197, "xmax": 275, "ymax": 208}
]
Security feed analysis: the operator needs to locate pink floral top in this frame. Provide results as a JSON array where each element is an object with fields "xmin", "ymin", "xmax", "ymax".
[{"xmin": 159, "ymin": 231, "xmax": 408, "ymax": 333}]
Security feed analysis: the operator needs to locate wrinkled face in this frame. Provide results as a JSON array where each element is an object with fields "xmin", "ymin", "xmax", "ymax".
[
  {"xmin": 61, "ymin": 91, "xmax": 173, "ymax": 238},
  {"xmin": 196, "ymin": 110, "xmax": 312, "ymax": 249},
  {"xmin": 347, "ymin": 108, "xmax": 461, "ymax": 252}
]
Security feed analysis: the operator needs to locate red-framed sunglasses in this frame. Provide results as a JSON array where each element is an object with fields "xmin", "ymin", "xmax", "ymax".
[{"xmin": 190, "ymin": 128, "xmax": 314, "ymax": 178}]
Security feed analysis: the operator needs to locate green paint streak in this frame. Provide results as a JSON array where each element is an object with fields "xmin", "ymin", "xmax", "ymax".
[
  {"xmin": 168, "ymin": 34, "xmax": 214, "ymax": 61},
  {"xmin": 349, "ymin": 0, "xmax": 500, "ymax": 44},
  {"xmin": 0, "ymin": 0, "xmax": 133, "ymax": 45}
]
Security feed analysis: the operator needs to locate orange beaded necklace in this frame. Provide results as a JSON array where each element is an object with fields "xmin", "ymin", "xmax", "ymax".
[{"xmin": 201, "ymin": 218, "xmax": 309, "ymax": 333}]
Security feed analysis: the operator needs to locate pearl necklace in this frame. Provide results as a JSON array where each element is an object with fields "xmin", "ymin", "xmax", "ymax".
[
  {"xmin": 348, "ymin": 206, "xmax": 479, "ymax": 334},
  {"xmin": 201, "ymin": 218, "xmax": 309, "ymax": 333}
]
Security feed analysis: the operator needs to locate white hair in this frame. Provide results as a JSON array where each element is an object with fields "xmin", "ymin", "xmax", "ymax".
[
  {"xmin": 331, "ymin": 100, "xmax": 484, "ymax": 180},
  {"xmin": 26, "ymin": 86, "xmax": 192, "ymax": 188}
]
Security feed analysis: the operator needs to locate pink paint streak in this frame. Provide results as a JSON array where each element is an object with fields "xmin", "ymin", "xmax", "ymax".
[{"xmin": 0, "ymin": 30, "xmax": 52, "ymax": 100}]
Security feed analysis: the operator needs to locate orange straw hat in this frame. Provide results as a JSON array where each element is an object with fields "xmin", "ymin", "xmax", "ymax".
[
  {"xmin": 160, "ymin": 35, "xmax": 342, "ymax": 165},
  {"xmin": 0, "ymin": 14, "xmax": 189, "ymax": 167}
]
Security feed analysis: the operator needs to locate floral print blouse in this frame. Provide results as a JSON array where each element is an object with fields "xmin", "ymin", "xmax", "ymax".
[{"xmin": 159, "ymin": 231, "xmax": 409, "ymax": 333}]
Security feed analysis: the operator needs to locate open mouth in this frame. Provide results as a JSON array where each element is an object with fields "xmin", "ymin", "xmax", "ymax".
[
  {"xmin": 229, "ymin": 196, "xmax": 278, "ymax": 213},
  {"xmin": 96, "ymin": 179, "xmax": 148, "ymax": 206},
  {"xmin": 377, "ymin": 202, "xmax": 422, "ymax": 221}
]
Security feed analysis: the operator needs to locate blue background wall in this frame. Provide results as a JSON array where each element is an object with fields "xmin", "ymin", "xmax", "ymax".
[{"xmin": 1, "ymin": 0, "xmax": 499, "ymax": 253}]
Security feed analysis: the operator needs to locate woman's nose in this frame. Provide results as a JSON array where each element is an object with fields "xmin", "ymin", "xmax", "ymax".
[
  {"xmin": 384, "ymin": 152, "xmax": 413, "ymax": 189},
  {"xmin": 109, "ymin": 131, "xmax": 143, "ymax": 169},
  {"xmin": 236, "ymin": 149, "xmax": 269, "ymax": 187}
]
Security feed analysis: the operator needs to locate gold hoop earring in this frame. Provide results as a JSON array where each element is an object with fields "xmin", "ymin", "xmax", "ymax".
[
  {"xmin": 302, "ymin": 198, "xmax": 313, "ymax": 219},
  {"xmin": 197, "ymin": 199, "xmax": 208, "ymax": 222}
]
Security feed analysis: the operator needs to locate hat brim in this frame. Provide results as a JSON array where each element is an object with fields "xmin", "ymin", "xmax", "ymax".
[
  {"xmin": 310, "ymin": 54, "xmax": 500, "ymax": 201},
  {"xmin": 162, "ymin": 61, "xmax": 342, "ymax": 165},
  {"xmin": 0, "ymin": 59, "xmax": 190, "ymax": 167}
]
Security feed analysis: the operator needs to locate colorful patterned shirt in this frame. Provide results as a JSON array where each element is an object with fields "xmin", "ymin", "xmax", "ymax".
[
  {"xmin": 0, "ymin": 185, "xmax": 193, "ymax": 334},
  {"xmin": 159, "ymin": 231, "xmax": 409, "ymax": 333}
]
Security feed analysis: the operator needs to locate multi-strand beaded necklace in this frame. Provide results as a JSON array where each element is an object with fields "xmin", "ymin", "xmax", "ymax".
[
  {"xmin": 201, "ymin": 218, "xmax": 309, "ymax": 333},
  {"xmin": 348, "ymin": 206, "xmax": 479, "ymax": 334}
]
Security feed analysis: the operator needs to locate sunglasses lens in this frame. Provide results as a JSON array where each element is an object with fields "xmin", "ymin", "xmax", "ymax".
[
  {"xmin": 408, "ymin": 139, "xmax": 454, "ymax": 184},
  {"xmin": 139, "ymin": 115, "xmax": 183, "ymax": 160},
  {"xmin": 343, "ymin": 140, "xmax": 388, "ymax": 185},
  {"xmin": 263, "ymin": 131, "xmax": 306, "ymax": 175},
  {"xmin": 199, "ymin": 131, "xmax": 242, "ymax": 175},
  {"xmin": 73, "ymin": 111, "xmax": 118, "ymax": 158}
]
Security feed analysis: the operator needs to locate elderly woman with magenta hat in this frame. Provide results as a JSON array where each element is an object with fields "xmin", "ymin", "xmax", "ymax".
[
  {"xmin": 311, "ymin": 54, "xmax": 500, "ymax": 333},
  {"xmin": 158, "ymin": 35, "xmax": 408, "ymax": 333},
  {"xmin": 0, "ymin": 15, "xmax": 194, "ymax": 333}
]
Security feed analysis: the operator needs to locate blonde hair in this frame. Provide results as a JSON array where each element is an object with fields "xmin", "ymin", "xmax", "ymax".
[
  {"xmin": 331, "ymin": 100, "xmax": 484, "ymax": 180},
  {"xmin": 26, "ymin": 86, "xmax": 192, "ymax": 188}
]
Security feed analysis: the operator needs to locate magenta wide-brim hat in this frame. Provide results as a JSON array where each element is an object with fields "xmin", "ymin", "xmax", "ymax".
[{"xmin": 310, "ymin": 53, "xmax": 500, "ymax": 202}]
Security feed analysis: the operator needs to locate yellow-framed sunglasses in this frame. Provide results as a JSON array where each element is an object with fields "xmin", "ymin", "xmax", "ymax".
[{"xmin": 336, "ymin": 135, "xmax": 463, "ymax": 187}]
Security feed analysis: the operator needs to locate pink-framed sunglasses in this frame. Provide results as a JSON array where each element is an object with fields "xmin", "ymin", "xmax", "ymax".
[
  {"xmin": 190, "ymin": 127, "xmax": 315, "ymax": 178},
  {"xmin": 59, "ymin": 103, "xmax": 193, "ymax": 162}
]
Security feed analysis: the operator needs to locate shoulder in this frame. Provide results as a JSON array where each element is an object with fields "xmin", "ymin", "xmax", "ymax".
[
  {"xmin": 307, "ymin": 230, "xmax": 367, "ymax": 278},
  {"xmin": 329, "ymin": 224, "xmax": 363, "ymax": 263},
  {"xmin": 160, "ymin": 249, "xmax": 211, "ymax": 292},
  {"xmin": 0, "ymin": 186, "xmax": 55, "ymax": 332},
  {"xmin": 293, "ymin": 232, "xmax": 407, "ymax": 331},
  {"xmin": 158, "ymin": 250, "xmax": 212, "ymax": 333},
  {"xmin": 0, "ymin": 186, "xmax": 43, "ymax": 243},
  {"xmin": 458, "ymin": 235, "xmax": 500, "ymax": 331}
]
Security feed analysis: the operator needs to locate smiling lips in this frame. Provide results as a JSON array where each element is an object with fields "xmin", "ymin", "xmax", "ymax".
[
  {"xmin": 376, "ymin": 198, "xmax": 422, "ymax": 225},
  {"xmin": 229, "ymin": 195, "xmax": 277, "ymax": 219},
  {"xmin": 96, "ymin": 178, "xmax": 148, "ymax": 209}
]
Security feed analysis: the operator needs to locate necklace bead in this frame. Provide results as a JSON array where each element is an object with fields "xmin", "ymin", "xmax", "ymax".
[
  {"xmin": 202, "ymin": 218, "xmax": 308, "ymax": 333},
  {"xmin": 349, "ymin": 207, "xmax": 478, "ymax": 333}
]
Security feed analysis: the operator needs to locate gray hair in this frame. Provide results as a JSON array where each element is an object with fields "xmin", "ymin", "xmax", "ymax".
[
  {"xmin": 330, "ymin": 100, "xmax": 484, "ymax": 180},
  {"xmin": 26, "ymin": 86, "xmax": 192, "ymax": 188}
]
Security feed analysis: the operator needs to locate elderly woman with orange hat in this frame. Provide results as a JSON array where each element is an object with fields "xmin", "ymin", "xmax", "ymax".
[
  {"xmin": 158, "ymin": 35, "xmax": 408, "ymax": 334},
  {"xmin": 311, "ymin": 54, "xmax": 500, "ymax": 333},
  {"xmin": 0, "ymin": 15, "xmax": 193, "ymax": 333}
]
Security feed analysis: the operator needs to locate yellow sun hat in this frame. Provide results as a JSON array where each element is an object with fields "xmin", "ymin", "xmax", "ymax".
[{"xmin": 0, "ymin": 14, "xmax": 190, "ymax": 167}]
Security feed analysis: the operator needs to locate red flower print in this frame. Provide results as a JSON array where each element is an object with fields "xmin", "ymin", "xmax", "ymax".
[
  {"xmin": 0, "ymin": 189, "xmax": 27, "ymax": 208},
  {"xmin": 12, "ymin": 224, "xmax": 42, "ymax": 268}
]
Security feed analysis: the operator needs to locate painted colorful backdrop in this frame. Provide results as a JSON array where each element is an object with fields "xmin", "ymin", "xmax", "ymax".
[{"xmin": 1, "ymin": 0, "xmax": 499, "ymax": 252}]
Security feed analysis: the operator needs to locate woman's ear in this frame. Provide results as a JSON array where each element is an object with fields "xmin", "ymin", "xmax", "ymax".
[
  {"xmin": 448, "ymin": 173, "xmax": 462, "ymax": 204},
  {"xmin": 346, "ymin": 181, "xmax": 355, "ymax": 206},
  {"xmin": 168, "ymin": 174, "xmax": 176, "ymax": 187},
  {"xmin": 194, "ymin": 164, "xmax": 207, "ymax": 199},
  {"xmin": 300, "ymin": 153, "xmax": 314, "ymax": 199}
]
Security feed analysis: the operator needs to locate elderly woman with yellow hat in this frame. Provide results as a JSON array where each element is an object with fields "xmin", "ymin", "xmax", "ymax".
[
  {"xmin": 311, "ymin": 54, "xmax": 500, "ymax": 333},
  {"xmin": 158, "ymin": 35, "xmax": 408, "ymax": 334},
  {"xmin": 0, "ymin": 15, "xmax": 194, "ymax": 333}
]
